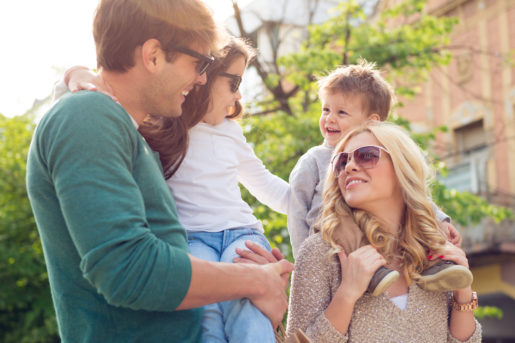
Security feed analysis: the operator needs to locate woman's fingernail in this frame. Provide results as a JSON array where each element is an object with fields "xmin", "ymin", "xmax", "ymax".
[{"xmin": 439, "ymin": 255, "xmax": 444, "ymax": 259}]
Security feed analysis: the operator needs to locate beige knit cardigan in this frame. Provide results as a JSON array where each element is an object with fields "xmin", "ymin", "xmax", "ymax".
[{"xmin": 286, "ymin": 233, "xmax": 482, "ymax": 343}]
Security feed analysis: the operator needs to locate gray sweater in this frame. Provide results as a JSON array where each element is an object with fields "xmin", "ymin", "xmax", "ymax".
[
  {"xmin": 288, "ymin": 142, "xmax": 334, "ymax": 259},
  {"xmin": 287, "ymin": 141, "xmax": 450, "ymax": 259}
]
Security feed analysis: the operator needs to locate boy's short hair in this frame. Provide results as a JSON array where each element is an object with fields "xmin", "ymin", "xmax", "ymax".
[
  {"xmin": 317, "ymin": 60, "xmax": 395, "ymax": 121},
  {"xmin": 94, "ymin": 0, "xmax": 221, "ymax": 72}
]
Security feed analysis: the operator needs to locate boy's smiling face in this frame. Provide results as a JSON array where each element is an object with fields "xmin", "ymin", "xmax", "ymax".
[{"xmin": 319, "ymin": 91, "xmax": 373, "ymax": 147}]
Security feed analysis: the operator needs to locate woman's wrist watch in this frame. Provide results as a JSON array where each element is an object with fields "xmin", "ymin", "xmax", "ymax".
[{"xmin": 452, "ymin": 291, "xmax": 478, "ymax": 311}]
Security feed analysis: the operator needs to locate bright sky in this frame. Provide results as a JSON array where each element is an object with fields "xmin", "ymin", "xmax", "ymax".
[{"xmin": 0, "ymin": 0, "xmax": 243, "ymax": 118}]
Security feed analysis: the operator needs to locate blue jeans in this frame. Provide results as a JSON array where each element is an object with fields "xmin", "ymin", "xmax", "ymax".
[{"xmin": 187, "ymin": 228, "xmax": 275, "ymax": 343}]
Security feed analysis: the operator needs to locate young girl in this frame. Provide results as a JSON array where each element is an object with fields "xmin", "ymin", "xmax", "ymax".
[
  {"xmin": 166, "ymin": 37, "xmax": 289, "ymax": 343},
  {"xmin": 61, "ymin": 37, "xmax": 289, "ymax": 343},
  {"xmin": 287, "ymin": 121, "xmax": 481, "ymax": 342}
]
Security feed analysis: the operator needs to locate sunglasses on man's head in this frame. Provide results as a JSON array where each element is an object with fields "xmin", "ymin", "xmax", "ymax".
[
  {"xmin": 331, "ymin": 145, "xmax": 390, "ymax": 177},
  {"xmin": 169, "ymin": 45, "xmax": 215, "ymax": 75},
  {"xmin": 219, "ymin": 72, "xmax": 242, "ymax": 93}
]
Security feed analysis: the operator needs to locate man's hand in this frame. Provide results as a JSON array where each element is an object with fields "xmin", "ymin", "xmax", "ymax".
[{"xmin": 249, "ymin": 259, "xmax": 294, "ymax": 328}]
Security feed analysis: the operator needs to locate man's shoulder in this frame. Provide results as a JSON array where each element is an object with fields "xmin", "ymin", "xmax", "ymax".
[
  {"xmin": 56, "ymin": 91, "xmax": 127, "ymax": 118},
  {"xmin": 40, "ymin": 91, "xmax": 133, "ymax": 135},
  {"xmin": 33, "ymin": 91, "xmax": 140, "ymax": 162}
]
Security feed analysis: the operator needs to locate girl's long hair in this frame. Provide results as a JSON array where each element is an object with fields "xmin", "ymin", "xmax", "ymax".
[
  {"xmin": 139, "ymin": 36, "xmax": 255, "ymax": 178},
  {"xmin": 316, "ymin": 121, "xmax": 446, "ymax": 281}
]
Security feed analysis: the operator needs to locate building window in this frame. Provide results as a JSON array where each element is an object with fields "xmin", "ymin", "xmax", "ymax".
[
  {"xmin": 439, "ymin": 120, "xmax": 487, "ymax": 194},
  {"xmin": 454, "ymin": 119, "xmax": 486, "ymax": 155},
  {"xmin": 456, "ymin": 52, "xmax": 473, "ymax": 85}
]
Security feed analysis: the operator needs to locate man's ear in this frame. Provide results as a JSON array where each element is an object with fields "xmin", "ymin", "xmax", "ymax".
[
  {"xmin": 368, "ymin": 113, "xmax": 381, "ymax": 121},
  {"xmin": 140, "ymin": 38, "xmax": 164, "ymax": 72}
]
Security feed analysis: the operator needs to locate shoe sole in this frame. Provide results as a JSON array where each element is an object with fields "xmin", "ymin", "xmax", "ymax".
[
  {"xmin": 370, "ymin": 270, "xmax": 400, "ymax": 296},
  {"xmin": 418, "ymin": 265, "xmax": 473, "ymax": 292}
]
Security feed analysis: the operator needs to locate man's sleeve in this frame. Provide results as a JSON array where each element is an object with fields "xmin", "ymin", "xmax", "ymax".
[{"xmin": 45, "ymin": 96, "xmax": 191, "ymax": 311}]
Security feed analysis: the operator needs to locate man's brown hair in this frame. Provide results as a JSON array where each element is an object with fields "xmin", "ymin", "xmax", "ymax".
[
  {"xmin": 318, "ymin": 60, "xmax": 396, "ymax": 121},
  {"xmin": 93, "ymin": 0, "xmax": 220, "ymax": 71}
]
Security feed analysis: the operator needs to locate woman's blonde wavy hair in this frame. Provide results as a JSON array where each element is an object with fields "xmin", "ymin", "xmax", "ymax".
[{"xmin": 316, "ymin": 121, "xmax": 447, "ymax": 282}]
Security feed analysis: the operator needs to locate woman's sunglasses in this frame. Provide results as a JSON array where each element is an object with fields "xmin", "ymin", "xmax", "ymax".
[
  {"xmin": 219, "ymin": 72, "xmax": 242, "ymax": 93},
  {"xmin": 169, "ymin": 45, "xmax": 215, "ymax": 75},
  {"xmin": 331, "ymin": 145, "xmax": 390, "ymax": 177}
]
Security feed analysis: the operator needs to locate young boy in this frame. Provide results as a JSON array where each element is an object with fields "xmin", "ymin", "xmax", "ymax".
[{"xmin": 288, "ymin": 61, "xmax": 472, "ymax": 295}]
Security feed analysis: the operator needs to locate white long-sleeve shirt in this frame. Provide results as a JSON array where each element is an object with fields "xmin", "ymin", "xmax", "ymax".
[{"xmin": 167, "ymin": 119, "xmax": 290, "ymax": 233}]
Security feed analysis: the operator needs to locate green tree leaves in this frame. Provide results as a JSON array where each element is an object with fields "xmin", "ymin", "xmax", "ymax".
[
  {"xmin": 240, "ymin": 0, "xmax": 512, "ymax": 262},
  {"xmin": 0, "ymin": 113, "xmax": 59, "ymax": 342}
]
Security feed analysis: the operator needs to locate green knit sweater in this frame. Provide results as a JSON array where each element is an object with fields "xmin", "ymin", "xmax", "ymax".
[{"xmin": 27, "ymin": 91, "xmax": 201, "ymax": 342}]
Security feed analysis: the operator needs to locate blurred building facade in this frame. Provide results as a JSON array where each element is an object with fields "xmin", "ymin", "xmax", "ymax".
[
  {"xmin": 224, "ymin": 0, "xmax": 340, "ymax": 102},
  {"xmin": 228, "ymin": 0, "xmax": 515, "ymax": 338},
  {"xmin": 379, "ymin": 0, "xmax": 515, "ymax": 340}
]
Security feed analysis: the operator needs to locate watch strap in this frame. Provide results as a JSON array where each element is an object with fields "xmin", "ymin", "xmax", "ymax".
[{"xmin": 452, "ymin": 291, "xmax": 478, "ymax": 312}]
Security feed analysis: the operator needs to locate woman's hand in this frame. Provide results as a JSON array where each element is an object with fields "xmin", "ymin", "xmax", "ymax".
[
  {"xmin": 434, "ymin": 243, "xmax": 478, "ymax": 340},
  {"xmin": 429, "ymin": 241, "xmax": 469, "ymax": 270},
  {"xmin": 335, "ymin": 245, "xmax": 387, "ymax": 304},
  {"xmin": 324, "ymin": 244, "xmax": 386, "ymax": 334},
  {"xmin": 429, "ymin": 241, "xmax": 472, "ymax": 298},
  {"xmin": 65, "ymin": 66, "xmax": 118, "ymax": 102}
]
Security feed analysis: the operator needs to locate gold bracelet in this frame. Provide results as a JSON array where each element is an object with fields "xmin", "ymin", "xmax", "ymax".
[{"xmin": 452, "ymin": 291, "xmax": 478, "ymax": 312}]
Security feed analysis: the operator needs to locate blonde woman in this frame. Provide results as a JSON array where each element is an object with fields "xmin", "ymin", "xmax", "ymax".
[{"xmin": 286, "ymin": 121, "xmax": 481, "ymax": 342}]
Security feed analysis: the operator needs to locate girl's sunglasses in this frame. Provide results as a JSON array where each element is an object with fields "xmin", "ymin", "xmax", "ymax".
[
  {"xmin": 219, "ymin": 72, "xmax": 242, "ymax": 93},
  {"xmin": 331, "ymin": 145, "xmax": 390, "ymax": 177}
]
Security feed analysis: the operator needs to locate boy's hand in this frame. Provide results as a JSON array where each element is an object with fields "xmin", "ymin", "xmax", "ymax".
[{"xmin": 440, "ymin": 221, "xmax": 462, "ymax": 247}]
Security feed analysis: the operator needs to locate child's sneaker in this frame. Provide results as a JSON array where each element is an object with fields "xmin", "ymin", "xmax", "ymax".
[
  {"xmin": 367, "ymin": 267, "xmax": 400, "ymax": 296},
  {"xmin": 417, "ymin": 260, "xmax": 473, "ymax": 292}
]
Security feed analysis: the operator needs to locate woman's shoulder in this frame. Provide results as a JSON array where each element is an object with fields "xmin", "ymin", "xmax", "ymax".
[
  {"xmin": 301, "ymin": 232, "xmax": 331, "ymax": 250},
  {"xmin": 296, "ymin": 233, "xmax": 336, "ymax": 266}
]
